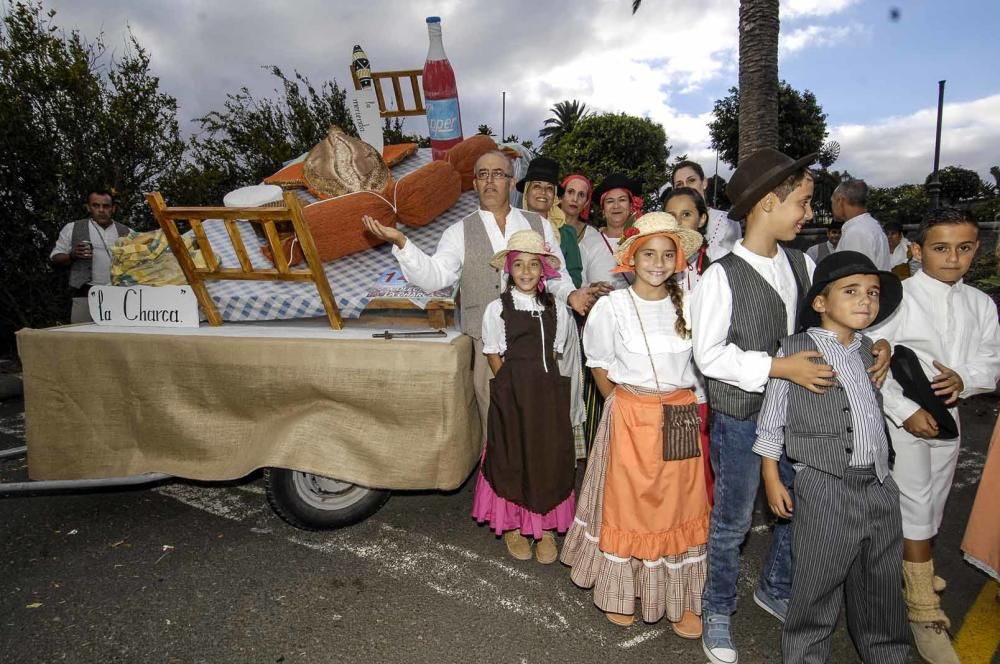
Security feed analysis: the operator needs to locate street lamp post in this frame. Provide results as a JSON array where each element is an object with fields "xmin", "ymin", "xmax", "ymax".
[
  {"xmin": 927, "ymin": 80, "xmax": 946, "ymax": 209},
  {"xmin": 501, "ymin": 91, "xmax": 506, "ymax": 141}
]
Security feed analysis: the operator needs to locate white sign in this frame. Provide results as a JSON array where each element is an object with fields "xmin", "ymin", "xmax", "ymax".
[{"xmin": 89, "ymin": 285, "xmax": 200, "ymax": 328}]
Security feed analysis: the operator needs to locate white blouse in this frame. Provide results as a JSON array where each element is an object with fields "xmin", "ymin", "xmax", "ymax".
[
  {"xmin": 583, "ymin": 287, "xmax": 699, "ymax": 391},
  {"xmin": 578, "ymin": 226, "xmax": 630, "ymax": 291},
  {"xmin": 481, "ymin": 290, "xmax": 570, "ymax": 364}
]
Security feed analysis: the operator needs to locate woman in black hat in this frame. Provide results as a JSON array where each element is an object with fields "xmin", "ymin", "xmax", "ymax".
[
  {"xmin": 517, "ymin": 157, "xmax": 583, "ymax": 289},
  {"xmin": 578, "ymin": 174, "xmax": 643, "ymax": 293}
]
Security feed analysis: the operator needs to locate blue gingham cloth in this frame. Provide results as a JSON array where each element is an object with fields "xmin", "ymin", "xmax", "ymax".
[{"xmin": 203, "ymin": 149, "xmax": 478, "ymax": 321}]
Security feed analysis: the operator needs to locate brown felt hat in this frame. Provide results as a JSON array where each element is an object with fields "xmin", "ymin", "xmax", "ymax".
[{"xmin": 727, "ymin": 148, "xmax": 816, "ymax": 220}]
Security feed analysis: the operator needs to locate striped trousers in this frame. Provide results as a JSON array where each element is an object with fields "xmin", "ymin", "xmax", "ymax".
[{"xmin": 783, "ymin": 466, "xmax": 910, "ymax": 664}]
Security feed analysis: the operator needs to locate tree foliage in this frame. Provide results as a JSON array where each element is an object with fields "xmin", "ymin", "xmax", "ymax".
[
  {"xmin": 542, "ymin": 112, "xmax": 670, "ymax": 210},
  {"xmin": 926, "ymin": 165, "xmax": 985, "ymax": 205},
  {"xmin": 867, "ymin": 184, "xmax": 930, "ymax": 226},
  {"xmin": 163, "ymin": 67, "xmax": 355, "ymax": 206},
  {"xmin": 538, "ymin": 99, "xmax": 591, "ymax": 144},
  {"xmin": 709, "ymin": 81, "xmax": 828, "ymax": 168},
  {"xmin": 0, "ymin": 0, "xmax": 184, "ymax": 346}
]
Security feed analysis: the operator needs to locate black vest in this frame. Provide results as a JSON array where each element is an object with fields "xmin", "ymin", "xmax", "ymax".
[{"xmin": 706, "ymin": 248, "xmax": 810, "ymax": 420}]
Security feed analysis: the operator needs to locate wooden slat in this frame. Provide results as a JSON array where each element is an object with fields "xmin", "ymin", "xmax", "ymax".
[
  {"xmin": 198, "ymin": 270, "xmax": 315, "ymax": 282},
  {"xmin": 283, "ymin": 192, "xmax": 343, "ymax": 329},
  {"xmin": 223, "ymin": 219, "xmax": 253, "ymax": 273},
  {"xmin": 373, "ymin": 77, "xmax": 387, "ymax": 115},
  {"xmin": 261, "ymin": 221, "xmax": 290, "ymax": 274},
  {"xmin": 390, "ymin": 75, "xmax": 405, "ymax": 115},
  {"xmin": 408, "ymin": 73, "xmax": 424, "ymax": 113},
  {"xmin": 188, "ymin": 219, "xmax": 217, "ymax": 271}
]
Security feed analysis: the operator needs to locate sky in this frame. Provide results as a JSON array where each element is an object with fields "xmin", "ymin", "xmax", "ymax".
[{"xmin": 38, "ymin": 0, "xmax": 1000, "ymax": 187}]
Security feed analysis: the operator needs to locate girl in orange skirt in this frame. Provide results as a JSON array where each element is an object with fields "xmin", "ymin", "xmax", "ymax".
[
  {"xmin": 961, "ymin": 415, "xmax": 1000, "ymax": 582},
  {"xmin": 561, "ymin": 212, "xmax": 710, "ymax": 640}
]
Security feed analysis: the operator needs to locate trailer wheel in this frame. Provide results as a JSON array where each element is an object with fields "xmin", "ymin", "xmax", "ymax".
[{"xmin": 263, "ymin": 468, "xmax": 390, "ymax": 530}]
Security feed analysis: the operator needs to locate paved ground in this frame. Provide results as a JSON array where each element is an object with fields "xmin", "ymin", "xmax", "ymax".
[{"xmin": 0, "ymin": 394, "xmax": 997, "ymax": 664}]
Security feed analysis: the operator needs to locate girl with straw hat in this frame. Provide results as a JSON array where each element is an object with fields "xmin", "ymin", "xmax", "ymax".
[
  {"xmin": 471, "ymin": 230, "xmax": 576, "ymax": 563},
  {"xmin": 561, "ymin": 212, "xmax": 710, "ymax": 639}
]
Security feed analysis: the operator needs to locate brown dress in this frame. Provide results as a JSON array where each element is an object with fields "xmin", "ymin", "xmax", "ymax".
[{"xmin": 483, "ymin": 291, "xmax": 575, "ymax": 514}]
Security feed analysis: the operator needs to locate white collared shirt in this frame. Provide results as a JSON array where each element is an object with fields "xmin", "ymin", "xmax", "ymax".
[
  {"xmin": 577, "ymin": 226, "xmax": 630, "ymax": 291},
  {"xmin": 391, "ymin": 207, "xmax": 576, "ymax": 305},
  {"xmin": 868, "ymin": 269, "xmax": 1000, "ymax": 426},
  {"xmin": 583, "ymin": 287, "xmax": 699, "ymax": 392},
  {"xmin": 705, "ymin": 208, "xmax": 742, "ymax": 261},
  {"xmin": 691, "ymin": 240, "xmax": 816, "ymax": 393},
  {"xmin": 50, "ymin": 219, "xmax": 123, "ymax": 285},
  {"xmin": 835, "ymin": 212, "xmax": 891, "ymax": 271}
]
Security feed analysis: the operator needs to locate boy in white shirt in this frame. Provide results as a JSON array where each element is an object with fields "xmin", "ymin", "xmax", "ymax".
[{"xmin": 869, "ymin": 208, "xmax": 1000, "ymax": 664}]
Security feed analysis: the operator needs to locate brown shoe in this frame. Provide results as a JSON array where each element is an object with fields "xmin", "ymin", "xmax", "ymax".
[
  {"xmin": 535, "ymin": 532, "xmax": 558, "ymax": 564},
  {"xmin": 606, "ymin": 611, "xmax": 635, "ymax": 627},
  {"xmin": 503, "ymin": 530, "xmax": 532, "ymax": 561},
  {"xmin": 671, "ymin": 610, "xmax": 702, "ymax": 639},
  {"xmin": 910, "ymin": 621, "xmax": 960, "ymax": 664}
]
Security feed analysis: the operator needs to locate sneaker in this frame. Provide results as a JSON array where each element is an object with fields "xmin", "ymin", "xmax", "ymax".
[
  {"xmin": 910, "ymin": 621, "xmax": 960, "ymax": 664},
  {"xmin": 503, "ymin": 531, "xmax": 532, "ymax": 561},
  {"xmin": 753, "ymin": 586, "xmax": 788, "ymax": 623},
  {"xmin": 702, "ymin": 611, "xmax": 738, "ymax": 664},
  {"xmin": 535, "ymin": 532, "xmax": 558, "ymax": 564}
]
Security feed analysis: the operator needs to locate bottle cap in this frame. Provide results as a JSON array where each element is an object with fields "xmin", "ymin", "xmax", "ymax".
[{"xmin": 426, "ymin": 16, "xmax": 441, "ymax": 23}]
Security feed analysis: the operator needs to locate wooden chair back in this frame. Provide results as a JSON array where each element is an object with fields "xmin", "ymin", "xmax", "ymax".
[
  {"xmin": 145, "ymin": 191, "xmax": 343, "ymax": 329},
  {"xmin": 350, "ymin": 66, "xmax": 426, "ymax": 118}
]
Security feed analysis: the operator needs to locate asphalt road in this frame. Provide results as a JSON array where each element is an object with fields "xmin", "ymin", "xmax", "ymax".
[{"xmin": 1, "ymin": 394, "xmax": 997, "ymax": 664}]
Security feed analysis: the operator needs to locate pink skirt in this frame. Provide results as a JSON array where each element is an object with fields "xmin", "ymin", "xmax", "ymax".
[{"xmin": 471, "ymin": 466, "xmax": 576, "ymax": 540}]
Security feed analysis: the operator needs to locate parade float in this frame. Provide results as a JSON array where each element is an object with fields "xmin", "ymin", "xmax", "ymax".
[{"xmin": 11, "ymin": 18, "xmax": 517, "ymax": 530}]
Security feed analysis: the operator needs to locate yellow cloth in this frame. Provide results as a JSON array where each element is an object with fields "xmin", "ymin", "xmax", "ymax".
[{"xmin": 111, "ymin": 230, "xmax": 206, "ymax": 286}]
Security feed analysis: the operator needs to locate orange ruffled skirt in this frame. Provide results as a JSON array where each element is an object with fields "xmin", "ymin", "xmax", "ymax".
[{"xmin": 561, "ymin": 385, "xmax": 710, "ymax": 623}]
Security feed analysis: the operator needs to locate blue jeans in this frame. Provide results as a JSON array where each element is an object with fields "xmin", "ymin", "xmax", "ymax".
[{"xmin": 702, "ymin": 410, "xmax": 795, "ymax": 615}]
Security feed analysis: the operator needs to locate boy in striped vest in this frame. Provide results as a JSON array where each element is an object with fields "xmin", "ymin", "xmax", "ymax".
[
  {"xmin": 691, "ymin": 149, "xmax": 892, "ymax": 664},
  {"xmin": 754, "ymin": 251, "xmax": 909, "ymax": 663}
]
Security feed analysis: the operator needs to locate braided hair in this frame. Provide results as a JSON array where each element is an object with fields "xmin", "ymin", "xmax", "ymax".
[{"xmin": 664, "ymin": 276, "xmax": 691, "ymax": 339}]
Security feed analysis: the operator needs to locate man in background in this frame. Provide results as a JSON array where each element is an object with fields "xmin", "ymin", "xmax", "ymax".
[{"xmin": 832, "ymin": 179, "xmax": 891, "ymax": 270}]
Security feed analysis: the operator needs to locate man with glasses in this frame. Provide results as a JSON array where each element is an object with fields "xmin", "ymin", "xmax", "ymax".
[
  {"xmin": 364, "ymin": 150, "xmax": 599, "ymax": 437},
  {"xmin": 50, "ymin": 189, "xmax": 132, "ymax": 323}
]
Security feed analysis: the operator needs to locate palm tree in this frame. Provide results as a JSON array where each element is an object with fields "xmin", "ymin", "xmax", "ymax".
[
  {"xmin": 633, "ymin": 0, "xmax": 780, "ymax": 164},
  {"xmin": 538, "ymin": 100, "xmax": 591, "ymax": 142}
]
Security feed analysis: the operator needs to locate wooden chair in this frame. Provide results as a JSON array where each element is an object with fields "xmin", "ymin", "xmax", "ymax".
[
  {"xmin": 349, "ymin": 66, "xmax": 426, "ymax": 118},
  {"xmin": 146, "ymin": 191, "xmax": 344, "ymax": 329}
]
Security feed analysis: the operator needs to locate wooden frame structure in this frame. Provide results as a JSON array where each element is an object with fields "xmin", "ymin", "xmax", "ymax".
[
  {"xmin": 146, "ymin": 191, "xmax": 344, "ymax": 330},
  {"xmin": 350, "ymin": 66, "xmax": 426, "ymax": 118}
]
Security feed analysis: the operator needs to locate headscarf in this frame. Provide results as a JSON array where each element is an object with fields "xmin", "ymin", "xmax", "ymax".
[
  {"xmin": 504, "ymin": 250, "xmax": 561, "ymax": 292},
  {"xmin": 561, "ymin": 174, "xmax": 593, "ymax": 221},
  {"xmin": 599, "ymin": 187, "xmax": 645, "ymax": 221},
  {"xmin": 611, "ymin": 232, "xmax": 688, "ymax": 274}
]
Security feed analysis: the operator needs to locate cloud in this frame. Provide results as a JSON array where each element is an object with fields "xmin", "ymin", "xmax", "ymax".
[
  {"xmin": 779, "ymin": 24, "xmax": 859, "ymax": 54},
  {"xmin": 831, "ymin": 94, "xmax": 1000, "ymax": 186},
  {"xmin": 780, "ymin": 0, "xmax": 860, "ymax": 19}
]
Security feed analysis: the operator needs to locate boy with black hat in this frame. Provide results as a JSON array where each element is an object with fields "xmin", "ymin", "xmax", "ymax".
[
  {"xmin": 868, "ymin": 208, "xmax": 1000, "ymax": 664},
  {"xmin": 690, "ymin": 148, "xmax": 892, "ymax": 664},
  {"xmin": 754, "ymin": 251, "xmax": 909, "ymax": 664}
]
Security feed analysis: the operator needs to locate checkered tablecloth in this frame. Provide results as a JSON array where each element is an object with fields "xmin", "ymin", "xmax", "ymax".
[{"xmin": 203, "ymin": 149, "xmax": 478, "ymax": 321}]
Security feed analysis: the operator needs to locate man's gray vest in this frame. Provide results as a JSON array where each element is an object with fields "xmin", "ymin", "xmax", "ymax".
[
  {"xmin": 705, "ymin": 249, "xmax": 810, "ymax": 420},
  {"xmin": 814, "ymin": 241, "xmax": 832, "ymax": 262},
  {"xmin": 68, "ymin": 218, "xmax": 131, "ymax": 289},
  {"xmin": 459, "ymin": 209, "xmax": 545, "ymax": 340},
  {"xmin": 781, "ymin": 332, "xmax": 890, "ymax": 480}
]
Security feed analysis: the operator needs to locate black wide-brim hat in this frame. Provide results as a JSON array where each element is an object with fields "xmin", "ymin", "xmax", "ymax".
[
  {"xmin": 728, "ymin": 148, "xmax": 816, "ymax": 220},
  {"xmin": 890, "ymin": 345, "xmax": 960, "ymax": 440},
  {"xmin": 798, "ymin": 250, "xmax": 903, "ymax": 331},
  {"xmin": 516, "ymin": 156, "xmax": 564, "ymax": 195},
  {"xmin": 593, "ymin": 173, "xmax": 642, "ymax": 202}
]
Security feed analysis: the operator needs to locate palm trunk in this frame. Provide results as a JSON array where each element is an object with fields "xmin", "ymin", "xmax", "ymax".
[{"xmin": 738, "ymin": 0, "xmax": 780, "ymax": 164}]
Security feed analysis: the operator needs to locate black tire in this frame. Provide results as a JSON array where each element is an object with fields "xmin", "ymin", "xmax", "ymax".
[{"xmin": 263, "ymin": 468, "xmax": 390, "ymax": 530}]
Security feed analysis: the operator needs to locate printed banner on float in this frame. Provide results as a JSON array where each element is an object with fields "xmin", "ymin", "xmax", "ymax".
[{"xmin": 88, "ymin": 285, "xmax": 200, "ymax": 328}]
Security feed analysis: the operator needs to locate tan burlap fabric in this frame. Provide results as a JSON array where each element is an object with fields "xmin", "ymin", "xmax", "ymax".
[{"xmin": 17, "ymin": 328, "xmax": 480, "ymax": 489}]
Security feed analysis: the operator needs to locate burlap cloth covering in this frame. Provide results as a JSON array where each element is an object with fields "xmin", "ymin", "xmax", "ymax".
[{"xmin": 16, "ymin": 327, "xmax": 480, "ymax": 489}]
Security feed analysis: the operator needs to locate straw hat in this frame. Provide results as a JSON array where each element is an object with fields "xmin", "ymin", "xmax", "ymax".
[
  {"xmin": 613, "ymin": 211, "xmax": 704, "ymax": 267},
  {"xmin": 489, "ymin": 230, "xmax": 562, "ymax": 270}
]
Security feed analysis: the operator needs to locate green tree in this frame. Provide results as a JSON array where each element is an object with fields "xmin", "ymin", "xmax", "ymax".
[
  {"xmin": 164, "ymin": 67, "xmax": 355, "ymax": 206},
  {"xmin": 926, "ymin": 165, "xmax": 985, "ymax": 205},
  {"xmin": 708, "ymin": 81, "xmax": 828, "ymax": 168},
  {"xmin": 0, "ymin": 0, "xmax": 184, "ymax": 347},
  {"xmin": 477, "ymin": 124, "xmax": 495, "ymax": 137},
  {"xmin": 538, "ymin": 100, "xmax": 591, "ymax": 144},
  {"xmin": 542, "ymin": 112, "xmax": 670, "ymax": 211},
  {"xmin": 867, "ymin": 184, "xmax": 930, "ymax": 226},
  {"xmin": 382, "ymin": 117, "xmax": 430, "ymax": 147}
]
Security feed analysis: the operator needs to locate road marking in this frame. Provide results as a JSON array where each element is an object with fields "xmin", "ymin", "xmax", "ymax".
[
  {"xmin": 618, "ymin": 628, "xmax": 664, "ymax": 649},
  {"xmin": 0, "ymin": 412, "xmax": 25, "ymax": 437},
  {"xmin": 953, "ymin": 580, "xmax": 1000, "ymax": 663}
]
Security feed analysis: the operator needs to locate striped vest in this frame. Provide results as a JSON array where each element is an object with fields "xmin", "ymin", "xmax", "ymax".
[
  {"xmin": 458, "ymin": 210, "xmax": 545, "ymax": 340},
  {"xmin": 706, "ymin": 248, "xmax": 810, "ymax": 420},
  {"xmin": 782, "ymin": 333, "xmax": 891, "ymax": 480}
]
